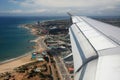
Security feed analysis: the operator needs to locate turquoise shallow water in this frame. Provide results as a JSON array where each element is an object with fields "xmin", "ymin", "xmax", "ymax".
[{"xmin": 0, "ymin": 16, "xmax": 68, "ymax": 62}]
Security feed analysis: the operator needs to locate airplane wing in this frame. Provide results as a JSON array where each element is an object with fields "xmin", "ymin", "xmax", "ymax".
[{"xmin": 69, "ymin": 15, "xmax": 120, "ymax": 80}]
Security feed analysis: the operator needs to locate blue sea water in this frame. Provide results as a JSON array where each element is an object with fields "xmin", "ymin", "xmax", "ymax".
[{"xmin": 0, "ymin": 16, "xmax": 68, "ymax": 62}]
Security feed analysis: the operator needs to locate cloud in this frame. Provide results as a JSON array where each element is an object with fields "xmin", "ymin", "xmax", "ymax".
[
  {"xmin": 10, "ymin": 0, "xmax": 120, "ymax": 8},
  {"xmin": 8, "ymin": 0, "xmax": 120, "ymax": 16},
  {"xmin": 0, "ymin": 10, "xmax": 22, "ymax": 13},
  {"xmin": 30, "ymin": 9, "xmax": 47, "ymax": 13},
  {"xmin": 11, "ymin": 10, "xmax": 23, "ymax": 13},
  {"xmin": 9, "ymin": 0, "xmax": 18, "ymax": 3},
  {"xmin": 0, "ymin": 9, "xmax": 47, "ymax": 14}
]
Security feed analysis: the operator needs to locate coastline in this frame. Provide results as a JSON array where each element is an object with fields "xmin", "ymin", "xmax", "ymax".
[
  {"xmin": 0, "ymin": 51, "xmax": 33, "ymax": 73},
  {"xmin": 0, "ymin": 18, "xmax": 72, "ymax": 80},
  {"xmin": 0, "ymin": 50, "xmax": 35, "ymax": 65},
  {"xmin": 0, "ymin": 22, "xmax": 46, "ymax": 73}
]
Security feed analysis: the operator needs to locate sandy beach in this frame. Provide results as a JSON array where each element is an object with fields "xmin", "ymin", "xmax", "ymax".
[
  {"xmin": 0, "ymin": 53, "xmax": 33, "ymax": 73},
  {"xmin": 0, "ymin": 25, "xmax": 46, "ymax": 73}
]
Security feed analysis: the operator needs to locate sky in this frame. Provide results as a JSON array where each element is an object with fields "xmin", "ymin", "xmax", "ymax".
[{"xmin": 0, "ymin": 0, "xmax": 120, "ymax": 16}]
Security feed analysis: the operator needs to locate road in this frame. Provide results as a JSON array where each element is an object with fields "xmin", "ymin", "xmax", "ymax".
[{"xmin": 54, "ymin": 56, "xmax": 72, "ymax": 80}]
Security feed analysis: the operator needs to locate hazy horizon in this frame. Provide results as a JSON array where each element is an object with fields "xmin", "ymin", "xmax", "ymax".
[{"xmin": 0, "ymin": 0, "xmax": 120, "ymax": 16}]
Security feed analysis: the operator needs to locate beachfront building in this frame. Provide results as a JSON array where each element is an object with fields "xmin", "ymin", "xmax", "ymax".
[
  {"xmin": 68, "ymin": 15, "xmax": 120, "ymax": 80},
  {"xmin": 31, "ymin": 52, "xmax": 37, "ymax": 59},
  {"xmin": 31, "ymin": 52, "xmax": 44, "ymax": 61}
]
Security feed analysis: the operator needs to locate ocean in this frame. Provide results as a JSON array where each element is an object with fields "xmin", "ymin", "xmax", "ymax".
[{"xmin": 0, "ymin": 16, "xmax": 68, "ymax": 62}]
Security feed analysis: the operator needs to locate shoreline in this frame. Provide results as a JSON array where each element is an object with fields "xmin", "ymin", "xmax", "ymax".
[
  {"xmin": 0, "ymin": 22, "xmax": 46, "ymax": 73},
  {"xmin": 0, "ymin": 24, "xmax": 36, "ymax": 65},
  {"xmin": 0, "ymin": 50, "xmax": 35, "ymax": 65},
  {"xmin": 0, "ymin": 51, "xmax": 34, "ymax": 73}
]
